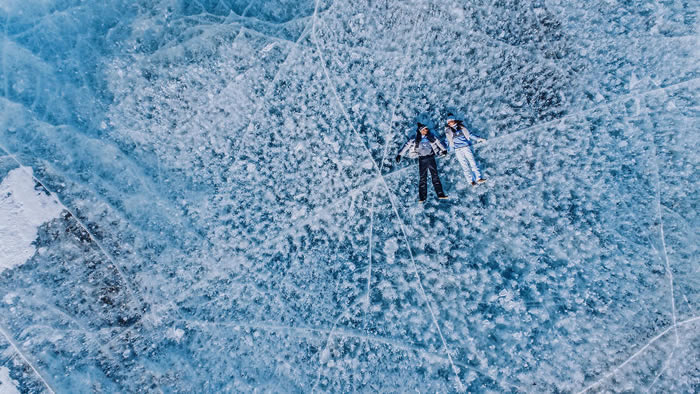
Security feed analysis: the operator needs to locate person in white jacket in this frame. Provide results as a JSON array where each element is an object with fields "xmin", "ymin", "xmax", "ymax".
[
  {"xmin": 395, "ymin": 123, "xmax": 449, "ymax": 203},
  {"xmin": 444, "ymin": 114, "xmax": 487, "ymax": 185}
]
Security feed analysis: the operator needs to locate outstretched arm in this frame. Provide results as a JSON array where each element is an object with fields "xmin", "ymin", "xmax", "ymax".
[
  {"xmin": 396, "ymin": 140, "xmax": 412, "ymax": 162},
  {"xmin": 461, "ymin": 124, "xmax": 486, "ymax": 143},
  {"xmin": 398, "ymin": 140, "xmax": 412, "ymax": 157}
]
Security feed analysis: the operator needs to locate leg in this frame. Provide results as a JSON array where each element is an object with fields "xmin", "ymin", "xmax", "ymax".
[
  {"xmin": 455, "ymin": 148, "xmax": 475, "ymax": 182},
  {"xmin": 418, "ymin": 156, "xmax": 428, "ymax": 201},
  {"xmin": 426, "ymin": 155, "xmax": 446, "ymax": 197},
  {"xmin": 460, "ymin": 147, "xmax": 481, "ymax": 180}
]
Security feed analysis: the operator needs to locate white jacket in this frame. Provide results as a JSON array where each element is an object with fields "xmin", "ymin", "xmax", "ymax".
[
  {"xmin": 398, "ymin": 134, "xmax": 446, "ymax": 158},
  {"xmin": 444, "ymin": 123, "xmax": 485, "ymax": 150}
]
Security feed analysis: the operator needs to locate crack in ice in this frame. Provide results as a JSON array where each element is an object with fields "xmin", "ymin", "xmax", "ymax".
[
  {"xmin": 578, "ymin": 315, "xmax": 700, "ymax": 393},
  {"xmin": 183, "ymin": 318, "xmax": 524, "ymax": 391},
  {"xmin": 0, "ymin": 324, "xmax": 55, "ymax": 394},
  {"xmin": 0, "ymin": 97, "xmax": 209, "ymax": 256},
  {"xmin": 311, "ymin": 1, "xmax": 464, "ymax": 390},
  {"xmin": 478, "ymin": 77, "xmax": 699, "ymax": 149},
  {"xmin": 242, "ymin": 175, "xmax": 382, "ymax": 258},
  {"xmin": 378, "ymin": 79, "xmax": 698, "ymax": 192},
  {"xmin": 648, "ymin": 77, "xmax": 686, "ymax": 347},
  {"xmin": 228, "ymin": 17, "xmax": 316, "ymax": 146},
  {"xmin": 2, "ymin": 16, "xmax": 8, "ymax": 98},
  {"xmin": 364, "ymin": 7, "xmax": 419, "ymax": 322},
  {"xmin": 595, "ymin": 117, "xmax": 687, "ymax": 394},
  {"xmin": 0, "ymin": 144, "xmax": 143, "ymax": 310},
  {"xmin": 646, "ymin": 346, "xmax": 675, "ymax": 393},
  {"xmin": 654, "ymin": 195, "xmax": 680, "ymax": 345}
]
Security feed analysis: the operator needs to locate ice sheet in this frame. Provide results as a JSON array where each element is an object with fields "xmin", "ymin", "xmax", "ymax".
[{"xmin": 0, "ymin": 0, "xmax": 697, "ymax": 391}]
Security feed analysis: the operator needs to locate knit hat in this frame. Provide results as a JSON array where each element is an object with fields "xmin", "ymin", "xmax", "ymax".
[{"xmin": 446, "ymin": 113, "xmax": 456, "ymax": 122}]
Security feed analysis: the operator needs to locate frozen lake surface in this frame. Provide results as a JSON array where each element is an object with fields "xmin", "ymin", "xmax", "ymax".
[{"xmin": 0, "ymin": 0, "xmax": 698, "ymax": 392}]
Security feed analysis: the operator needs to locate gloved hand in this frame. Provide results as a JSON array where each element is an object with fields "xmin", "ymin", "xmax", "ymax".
[
  {"xmin": 395, "ymin": 155, "xmax": 401, "ymax": 163},
  {"xmin": 440, "ymin": 150, "xmax": 448, "ymax": 156}
]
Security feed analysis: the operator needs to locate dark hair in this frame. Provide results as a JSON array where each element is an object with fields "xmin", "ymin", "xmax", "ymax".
[
  {"xmin": 447, "ymin": 119, "xmax": 464, "ymax": 130},
  {"xmin": 415, "ymin": 124, "xmax": 429, "ymax": 148}
]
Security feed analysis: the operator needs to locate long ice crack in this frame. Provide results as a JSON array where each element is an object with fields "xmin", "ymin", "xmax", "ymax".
[
  {"xmin": 0, "ymin": 325, "xmax": 55, "ymax": 394},
  {"xmin": 311, "ymin": 1, "xmax": 464, "ymax": 390}
]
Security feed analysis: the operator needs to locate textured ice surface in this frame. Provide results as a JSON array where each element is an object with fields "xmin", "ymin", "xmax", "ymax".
[{"xmin": 0, "ymin": 0, "xmax": 698, "ymax": 392}]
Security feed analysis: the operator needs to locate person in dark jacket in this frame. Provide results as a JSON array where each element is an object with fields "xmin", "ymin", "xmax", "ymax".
[{"xmin": 395, "ymin": 123, "xmax": 449, "ymax": 203}]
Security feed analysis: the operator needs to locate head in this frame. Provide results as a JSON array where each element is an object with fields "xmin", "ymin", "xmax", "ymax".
[
  {"xmin": 446, "ymin": 113, "xmax": 457, "ymax": 128},
  {"xmin": 416, "ymin": 122, "xmax": 429, "ymax": 136}
]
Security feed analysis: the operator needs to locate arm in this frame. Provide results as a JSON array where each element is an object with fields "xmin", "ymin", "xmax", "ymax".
[
  {"xmin": 396, "ymin": 139, "xmax": 412, "ymax": 162},
  {"xmin": 398, "ymin": 140, "xmax": 412, "ymax": 156},
  {"xmin": 430, "ymin": 134, "xmax": 447, "ymax": 154},
  {"xmin": 444, "ymin": 126, "xmax": 455, "ymax": 150},
  {"xmin": 461, "ymin": 125, "xmax": 486, "ymax": 143}
]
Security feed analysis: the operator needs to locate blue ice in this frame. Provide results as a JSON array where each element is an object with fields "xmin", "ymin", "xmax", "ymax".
[{"xmin": 0, "ymin": 0, "xmax": 698, "ymax": 392}]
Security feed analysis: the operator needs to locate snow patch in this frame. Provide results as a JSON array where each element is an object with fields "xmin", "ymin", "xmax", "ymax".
[
  {"xmin": 383, "ymin": 238, "xmax": 399, "ymax": 265},
  {"xmin": 0, "ymin": 167, "xmax": 64, "ymax": 273},
  {"xmin": 166, "ymin": 327, "xmax": 185, "ymax": 343},
  {"xmin": 3, "ymin": 293, "xmax": 17, "ymax": 305},
  {"xmin": 0, "ymin": 366, "xmax": 20, "ymax": 394}
]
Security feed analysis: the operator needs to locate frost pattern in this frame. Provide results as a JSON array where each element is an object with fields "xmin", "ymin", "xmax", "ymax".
[{"xmin": 0, "ymin": 0, "xmax": 698, "ymax": 392}]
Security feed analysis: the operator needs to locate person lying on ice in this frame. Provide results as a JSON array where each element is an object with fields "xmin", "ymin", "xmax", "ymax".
[
  {"xmin": 395, "ymin": 123, "xmax": 449, "ymax": 203},
  {"xmin": 444, "ymin": 113, "xmax": 487, "ymax": 185}
]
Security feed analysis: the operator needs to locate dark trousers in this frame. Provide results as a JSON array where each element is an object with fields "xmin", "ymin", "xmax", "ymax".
[{"xmin": 418, "ymin": 155, "xmax": 445, "ymax": 200}]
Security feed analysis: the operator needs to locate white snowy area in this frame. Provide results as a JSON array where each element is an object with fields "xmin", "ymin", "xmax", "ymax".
[
  {"xmin": 0, "ymin": 167, "xmax": 64, "ymax": 273},
  {"xmin": 0, "ymin": 0, "xmax": 698, "ymax": 392},
  {"xmin": 0, "ymin": 366, "xmax": 20, "ymax": 394}
]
